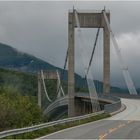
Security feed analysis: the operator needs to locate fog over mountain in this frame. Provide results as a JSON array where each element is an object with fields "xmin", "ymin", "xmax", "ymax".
[{"xmin": 0, "ymin": 1, "xmax": 139, "ymax": 88}]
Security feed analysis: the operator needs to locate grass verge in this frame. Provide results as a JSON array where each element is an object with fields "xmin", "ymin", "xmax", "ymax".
[{"xmin": 5, "ymin": 113, "xmax": 110, "ymax": 139}]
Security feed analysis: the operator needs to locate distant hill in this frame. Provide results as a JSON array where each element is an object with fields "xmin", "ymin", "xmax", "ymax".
[
  {"xmin": 0, "ymin": 42, "xmax": 132, "ymax": 94},
  {"xmin": 0, "ymin": 43, "xmax": 86, "ymax": 87},
  {"xmin": 0, "ymin": 43, "xmax": 58, "ymax": 72}
]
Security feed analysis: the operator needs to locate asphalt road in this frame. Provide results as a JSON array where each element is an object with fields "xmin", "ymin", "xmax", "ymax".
[{"xmin": 39, "ymin": 98, "xmax": 140, "ymax": 139}]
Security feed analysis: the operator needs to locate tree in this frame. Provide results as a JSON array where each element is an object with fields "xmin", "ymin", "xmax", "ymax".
[{"xmin": 0, "ymin": 86, "xmax": 44, "ymax": 131}]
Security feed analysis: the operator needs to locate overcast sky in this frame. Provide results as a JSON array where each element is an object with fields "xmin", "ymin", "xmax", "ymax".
[{"xmin": 0, "ymin": 1, "xmax": 140, "ymax": 88}]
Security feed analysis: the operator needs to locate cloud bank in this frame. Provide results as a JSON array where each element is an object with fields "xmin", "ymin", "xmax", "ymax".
[{"xmin": 0, "ymin": 1, "xmax": 139, "ymax": 87}]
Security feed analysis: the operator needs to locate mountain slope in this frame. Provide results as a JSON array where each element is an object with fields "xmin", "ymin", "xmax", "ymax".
[
  {"xmin": 0, "ymin": 43, "xmax": 88, "ymax": 88},
  {"xmin": 0, "ymin": 42, "xmax": 131, "ymax": 93},
  {"xmin": 0, "ymin": 43, "xmax": 58, "ymax": 72}
]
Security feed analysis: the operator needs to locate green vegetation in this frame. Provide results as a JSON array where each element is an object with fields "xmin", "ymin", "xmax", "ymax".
[
  {"xmin": 0, "ymin": 66, "xmax": 128, "ymax": 132},
  {"xmin": 0, "ymin": 86, "xmax": 44, "ymax": 132},
  {"xmin": 0, "ymin": 68, "xmax": 64, "ymax": 97},
  {"xmin": 5, "ymin": 113, "xmax": 110, "ymax": 139},
  {"xmin": 0, "ymin": 42, "xmax": 135, "ymax": 137},
  {"xmin": 0, "ymin": 67, "xmax": 84, "ymax": 100},
  {"xmin": 0, "ymin": 67, "xmax": 69, "ymax": 132},
  {"xmin": 0, "ymin": 68, "xmax": 69, "ymax": 131},
  {"xmin": 0, "ymin": 68, "xmax": 37, "ymax": 96}
]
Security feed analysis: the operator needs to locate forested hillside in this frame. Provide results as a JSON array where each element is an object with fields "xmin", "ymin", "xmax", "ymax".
[
  {"xmin": 0, "ymin": 42, "xmax": 132, "ymax": 94},
  {"xmin": 0, "ymin": 87, "xmax": 44, "ymax": 131},
  {"xmin": 0, "ymin": 68, "xmax": 58, "ymax": 131},
  {"xmin": 0, "ymin": 63, "xmax": 137, "ymax": 131}
]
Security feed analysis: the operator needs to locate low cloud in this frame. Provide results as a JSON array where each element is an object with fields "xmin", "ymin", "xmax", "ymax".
[
  {"xmin": 0, "ymin": 1, "xmax": 139, "ymax": 88},
  {"xmin": 112, "ymin": 31, "xmax": 140, "ymax": 88}
]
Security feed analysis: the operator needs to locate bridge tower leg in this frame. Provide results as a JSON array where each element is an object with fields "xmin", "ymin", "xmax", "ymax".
[
  {"xmin": 68, "ymin": 10, "xmax": 75, "ymax": 117},
  {"xmin": 38, "ymin": 70, "xmax": 61, "ymax": 109},
  {"xmin": 38, "ymin": 72, "xmax": 42, "ymax": 108},
  {"xmin": 103, "ymin": 25, "xmax": 110, "ymax": 94}
]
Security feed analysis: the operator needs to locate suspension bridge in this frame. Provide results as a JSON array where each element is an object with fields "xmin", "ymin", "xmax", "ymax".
[
  {"xmin": 35, "ymin": 8, "xmax": 140, "ymax": 139},
  {"xmin": 38, "ymin": 8, "xmax": 137, "ymax": 119},
  {"xmin": 0, "ymin": 8, "xmax": 140, "ymax": 139}
]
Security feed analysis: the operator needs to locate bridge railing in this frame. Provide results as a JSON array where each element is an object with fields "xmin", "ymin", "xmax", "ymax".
[
  {"xmin": 75, "ymin": 93, "xmax": 122, "ymax": 113},
  {"xmin": 99, "ymin": 94, "xmax": 121, "ymax": 102},
  {"xmin": 0, "ymin": 110, "xmax": 104, "ymax": 138},
  {"xmin": 44, "ymin": 96, "xmax": 68, "ymax": 114},
  {"xmin": 44, "ymin": 94, "xmax": 121, "ymax": 116},
  {"xmin": 104, "ymin": 97, "xmax": 121, "ymax": 113}
]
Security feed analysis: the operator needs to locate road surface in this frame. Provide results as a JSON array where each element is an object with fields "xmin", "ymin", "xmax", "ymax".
[{"xmin": 39, "ymin": 98, "xmax": 140, "ymax": 139}]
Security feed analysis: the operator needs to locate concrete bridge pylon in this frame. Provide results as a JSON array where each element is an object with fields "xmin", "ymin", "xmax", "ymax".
[{"xmin": 68, "ymin": 9, "xmax": 110, "ymax": 117}]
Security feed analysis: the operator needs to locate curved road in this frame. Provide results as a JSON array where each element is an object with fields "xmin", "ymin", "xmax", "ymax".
[{"xmin": 39, "ymin": 98, "xmax": 140, "ymax": 139}]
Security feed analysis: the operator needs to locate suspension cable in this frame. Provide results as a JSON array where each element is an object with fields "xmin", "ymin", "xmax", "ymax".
[
  {"xmin": 75, "ymin": 9, "xmax": 101, "ymax": 112},
  {"xmin": 56, "ymin": 70, "xmax": 65, "ymax": 98},
  {"xmin": 102, "ymin": 9, "xmax": 137, "ymax": 95},
  {"xmin": 40, "ymin": 70, "xmax": 52, "ymax": 102},
  {"xmin": 62, "ymin": 47, "xmax": 69, "ymax": 78},
  {"xmin": 56, "ymin": 47, "xmax": 68, "ymax": 97},
  {"xmin": 85, "ymin": 28, "xmax": 100, "ymax": 78}
]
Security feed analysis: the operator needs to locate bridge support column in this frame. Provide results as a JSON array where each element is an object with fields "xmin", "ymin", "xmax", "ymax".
[
  {"xmin": 103, "ymin": 24, "xmax": 110, "ymax": 94},
  {"xmin": 38, "ymin": 72, "xmax": 42, "ymax": 108},
  {"xmin": 68, "ymin": 11, "xmax": 75, "ymax": 117}
]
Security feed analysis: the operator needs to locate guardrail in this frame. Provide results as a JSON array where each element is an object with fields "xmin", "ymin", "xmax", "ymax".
[
  {"xmin": 44, "ymin": 96, "xmax": 68, "ymax": 114},
  {"xmin": 99, "ymin": 94, "xmax": 121, "ymax": 102},
  {"xmin": 104, "ymin": 100, "xmax": 121, "ymax": 113},
  {"xmin": 0, "ymin": 111, "xmax": 104, "ymax": 138},
  {"xmin": 45, "ymin": 94, "xmax": 121, "ymax": 115}
]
